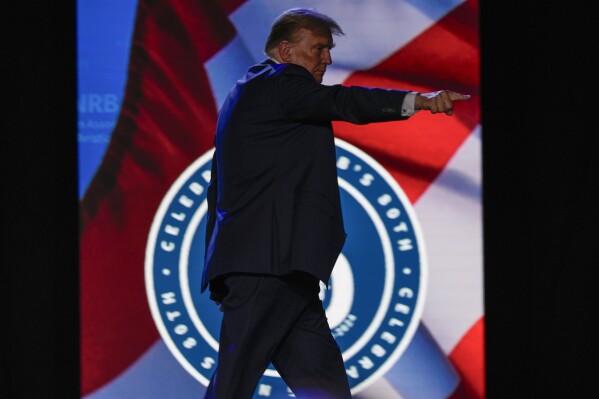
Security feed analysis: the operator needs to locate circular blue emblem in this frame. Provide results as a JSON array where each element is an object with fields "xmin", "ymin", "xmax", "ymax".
[{"xmin": 145, "ymin": 138, "xmax": 427, "ymax": 397}]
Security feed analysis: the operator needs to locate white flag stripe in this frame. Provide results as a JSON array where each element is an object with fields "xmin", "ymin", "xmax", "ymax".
[
  {"xmin": 231, "ymin": 0, "xmax": 465, "ymax": 71},
  {"xmin": 415, "ymin": 126, "xmax": 483, "ymax": 354},
  {"xmin": 205, "ymin": 35, "xmax": 256, "ymax": 110},
  {"xmin": 354, "ymin": 377, "xmax": 406, "ymax": 399}
]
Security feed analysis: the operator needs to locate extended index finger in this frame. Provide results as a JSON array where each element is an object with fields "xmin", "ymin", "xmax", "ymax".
[{"xmin": 449, "ymin": 92, "xmax": 471, "ymax": 101}]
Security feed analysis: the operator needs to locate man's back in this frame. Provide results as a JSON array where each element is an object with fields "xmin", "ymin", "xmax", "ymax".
[{"xmin": 202, "ymin": 60, "xmax": 347, "ymax": 292}]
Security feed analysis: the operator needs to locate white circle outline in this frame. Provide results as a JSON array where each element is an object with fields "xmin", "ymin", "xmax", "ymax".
[
  {"xmin": 324, "ymin": 253, "xmax": 354, "ymax": 328},
  {"xmin": 145, "ymin": 138, "xmax": 429, "ymax": 394}
]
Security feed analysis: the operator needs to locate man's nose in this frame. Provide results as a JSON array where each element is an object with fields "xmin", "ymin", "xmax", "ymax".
[{"xmin": 322, "ymin": 49, "xmax": 332, "ymax": 65}]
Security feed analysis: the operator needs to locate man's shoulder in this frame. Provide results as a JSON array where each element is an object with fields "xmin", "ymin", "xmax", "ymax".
[
  {"xmin": 247, "ymin": 60, "xmax": 312, "ymax": 80},
  {"xmin": 278, "ymin": 63, "xmax": 313, "ymax": 79}
]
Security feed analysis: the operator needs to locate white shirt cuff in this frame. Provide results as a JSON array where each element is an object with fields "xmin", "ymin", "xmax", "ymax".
[{"xmin": 401, "ymin": 92, "xmax": 419, "ymax": 117}]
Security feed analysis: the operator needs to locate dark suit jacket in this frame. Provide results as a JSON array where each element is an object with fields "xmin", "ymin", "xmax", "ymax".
[{"xmin": 201, "ymin": 59, "xmax": 409, "ymax": 293}]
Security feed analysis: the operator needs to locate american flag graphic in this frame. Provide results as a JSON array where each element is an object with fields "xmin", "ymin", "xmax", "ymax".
[{"xmin": 80, "ymin": 0, "xmax": 482, "ymax": 398}]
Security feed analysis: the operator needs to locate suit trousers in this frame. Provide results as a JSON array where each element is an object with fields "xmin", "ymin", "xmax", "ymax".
[{"xmin": 203, "ymin": 272, "xmax": 351, "ymax": 399}]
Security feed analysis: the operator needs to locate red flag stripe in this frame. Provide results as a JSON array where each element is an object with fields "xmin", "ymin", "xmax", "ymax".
[
  {"xmin": 448, "ymin": 317, "xmax": 486, "ymax": 399},
  {"xmin": 80, "ymin": 0, "xmax": 237, "ymax": 394}
]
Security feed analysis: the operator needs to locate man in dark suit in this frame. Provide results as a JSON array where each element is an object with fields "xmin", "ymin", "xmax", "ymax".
[{"xmin": 201, "ymin": 8, "xmax": 470, "ymax": 399}]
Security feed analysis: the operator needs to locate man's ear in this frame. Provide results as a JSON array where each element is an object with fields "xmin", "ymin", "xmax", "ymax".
[{"xmin": 278, "ymin": 41, "xmax": 294, "ymax": 63}]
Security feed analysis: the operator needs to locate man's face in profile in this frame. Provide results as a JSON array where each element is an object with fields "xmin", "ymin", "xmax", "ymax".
[{"xmin": 286, "ymin": 28, "xmax": 334, "ymax": 83}]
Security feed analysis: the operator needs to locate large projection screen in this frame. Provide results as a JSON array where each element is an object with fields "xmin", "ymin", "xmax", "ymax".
[{"xmin": 78, "ymin": 1, "xmax": 482, "ymax": 398}]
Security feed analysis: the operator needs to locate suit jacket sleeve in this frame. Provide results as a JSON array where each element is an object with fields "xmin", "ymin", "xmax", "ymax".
[{"xmin": 276, "ymin": 64, "xmax": 410, "ymax": 125}]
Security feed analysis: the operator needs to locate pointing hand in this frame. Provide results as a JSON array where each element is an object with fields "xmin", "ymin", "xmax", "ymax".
[{"xmin": 415, "ymin": 91, "xmax": 471, "ymax": 116}]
